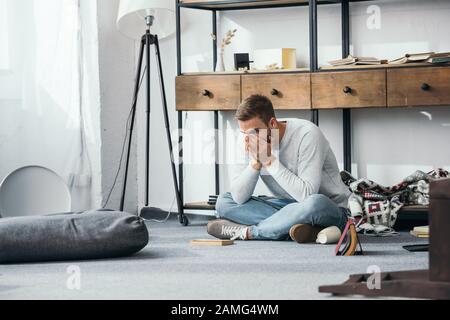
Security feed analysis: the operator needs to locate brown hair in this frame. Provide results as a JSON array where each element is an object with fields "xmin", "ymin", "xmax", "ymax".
[{"xmin": 235, "ymin": 95, "xmax": 275, "ymax": 124}]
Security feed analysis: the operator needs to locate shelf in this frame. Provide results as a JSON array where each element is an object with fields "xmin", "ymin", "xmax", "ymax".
[
  {"xmin": 400, "ymin": 205, "xmax": 428, "ymax": 213},
  {"xmin": 184, "ymin": 201, "xmax": 216, "ymax": 210},
  {"xmin": 179, "ymin": 0, "xmax": 371, "ymax": 11},
  {"xmin": 181, "ymin": 68, "xmax": 310, "ymax": 76},
  {"xmin": 397, "ymin": 205, "xmax": 428, "ymax": 222},
  {"xmin": 319, "ymin": 62, "xmax": 450, "ymax": 71}
]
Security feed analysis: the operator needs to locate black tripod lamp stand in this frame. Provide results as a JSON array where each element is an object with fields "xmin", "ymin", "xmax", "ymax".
[{"xmin": 117, "ymin": 0, "xmax": 184, "ymax": 224}]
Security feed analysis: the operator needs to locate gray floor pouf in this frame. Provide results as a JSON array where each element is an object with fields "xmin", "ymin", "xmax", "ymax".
[{"xmin": 0, "ymin": 209, "xmax": 149, "ymax": 264}]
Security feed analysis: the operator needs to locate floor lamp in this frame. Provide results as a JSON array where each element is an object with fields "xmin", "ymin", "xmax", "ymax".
[{"xmin": 117, "ymin": 0, "xmax": 184, "ymax": 223}]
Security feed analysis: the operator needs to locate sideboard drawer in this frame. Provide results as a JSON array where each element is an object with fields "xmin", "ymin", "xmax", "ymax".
[
  {"xmin": 176, "ymin": 75, "xmax": 241, "ymax": 111},
  {"xmin": 312, "ymin": 70, "xmax": 387, "ymax": 109},
  {"xmin": 242, "ymin": 73, "xmax": 311, "ymax": 110},
  {"xmin": 387, "ymin": 67, "xmax": 450, "ymax": 107}
]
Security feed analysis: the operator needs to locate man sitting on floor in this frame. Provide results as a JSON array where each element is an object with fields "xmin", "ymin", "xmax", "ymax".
[{"xmin": 207, "ymin": 94, "xmax": 352, "ymax": 243}]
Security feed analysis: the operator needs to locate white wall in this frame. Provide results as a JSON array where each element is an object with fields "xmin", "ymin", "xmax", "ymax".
[
  {"xmin": 80, "ymin": 0, "xmax": 103, "ymax": 210},
  {"xmin": 127, "ymin": 0, "xmax": 450, "ymax": 211},
  {"xmin": 97, "ymin": 0, "xmax": 139, "ymax": 212}
]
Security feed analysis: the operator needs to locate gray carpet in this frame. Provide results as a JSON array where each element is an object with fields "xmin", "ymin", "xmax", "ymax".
[{"xmin": 0, "ymin": 217, "xmax": 428, "ymax": 300}]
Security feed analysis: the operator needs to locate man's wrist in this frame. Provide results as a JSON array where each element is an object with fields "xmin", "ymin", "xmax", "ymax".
[
  {"xmin": 262, "ymin": 155, "xmax": 276, "ymax": 168},
  {"xmin": 250, "ymin": 159, "xmax": 262, "ymax": 171}
]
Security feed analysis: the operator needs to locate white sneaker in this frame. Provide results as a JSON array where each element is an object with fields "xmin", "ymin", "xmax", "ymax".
[{"xmin": 207, "ymin": 219, "xmax": 249, "ymax": 240}]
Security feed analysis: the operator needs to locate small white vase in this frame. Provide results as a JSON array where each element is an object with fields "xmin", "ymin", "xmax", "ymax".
[{"xmin": 216, "ymin": 52, "xmax": 225, "ymax": 72}]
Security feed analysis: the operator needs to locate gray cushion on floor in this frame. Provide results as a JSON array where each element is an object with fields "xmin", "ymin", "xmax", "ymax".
[{"xmin": 0, "ymin": 209, "xmax": 149, "ymax": 264}]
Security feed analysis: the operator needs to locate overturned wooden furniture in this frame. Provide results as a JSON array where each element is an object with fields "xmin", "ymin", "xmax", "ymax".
[{"xmin": 319, "ymin": 178, "xmax": 450, "ymax": 299}]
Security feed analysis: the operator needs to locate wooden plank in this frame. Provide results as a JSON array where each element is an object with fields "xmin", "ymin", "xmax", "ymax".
[
  {"xmin": 387, "ymin": 67, "xmax": 450, "ymax": 107},
  {"xmin": 400, "ymin": 205, "xmax": 428, "ymax": 212},
  {"xmin": 312, "ymin": 70, "xmax": 387, "ymax": 109},
  {"xmin": 176, "ymin": 75, "xmax": 241, "ymax": 111},
  {"xmin": 242, "ymin": 73, "xmax": 311, "ymax": 110}
]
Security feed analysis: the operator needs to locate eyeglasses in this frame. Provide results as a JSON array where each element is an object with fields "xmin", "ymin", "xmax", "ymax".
[
  {"xmin": 240, "ymin": 128, "xmax": 265, "ymax": 136},
  {"xmin": 241, "ymin": 128, "xmax": 272, "ymax": 143}
]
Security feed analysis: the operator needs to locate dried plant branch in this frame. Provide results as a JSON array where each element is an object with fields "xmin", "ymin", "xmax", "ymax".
[{"xmin": 220, "ymin": 29, "xmax": 237, "ymax": 54}]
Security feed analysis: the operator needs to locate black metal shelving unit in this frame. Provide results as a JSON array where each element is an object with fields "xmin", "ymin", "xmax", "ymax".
[
  {"xmin": 175, "ymin": 0, "xmax": 358, "ymax": 225},
  {"xmin": 174, "ymin": 0, "xmax": 436, "ymax": 225}
]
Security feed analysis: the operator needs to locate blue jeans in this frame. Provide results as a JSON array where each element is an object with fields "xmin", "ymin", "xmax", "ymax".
[{"xmin": 215, "ymin": 193, "xmax": 349, "ymax": 241}]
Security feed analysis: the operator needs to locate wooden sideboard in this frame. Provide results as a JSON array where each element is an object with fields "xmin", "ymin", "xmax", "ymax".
[{"xmin": 176, "ymin": 65, "xmax": 450, "ymax": 111}]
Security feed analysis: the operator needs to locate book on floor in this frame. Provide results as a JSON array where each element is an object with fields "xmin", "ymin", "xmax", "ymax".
[
  {"xmin": 413, "ymin": 226, "xmax": 429, "ymax": 234},
  {"xmin": 190, "ymin": 239, "xmax": 234, "ymax": 246},
  {"xmin": 410, "ymin": 232, "xmax": 429, "ymax": 238},
  {"xmin": 410, "ymin": 225, "xmax": 429, "ymax": 238}
]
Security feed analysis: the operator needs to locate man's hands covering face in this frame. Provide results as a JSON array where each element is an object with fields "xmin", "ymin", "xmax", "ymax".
[{"xmin": 245, "ymin": 132, "xmax": 273, "ymax": 171}]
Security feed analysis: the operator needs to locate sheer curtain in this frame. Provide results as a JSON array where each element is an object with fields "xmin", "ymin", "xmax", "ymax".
[{"xmin": 0, "ymin": 0, "xmax": 101, "ymax": 211}]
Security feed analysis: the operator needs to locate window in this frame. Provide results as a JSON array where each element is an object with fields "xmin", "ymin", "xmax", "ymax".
[{"xmin": 0, "ymin": 0, "xmax": 10, "ymax": 70}]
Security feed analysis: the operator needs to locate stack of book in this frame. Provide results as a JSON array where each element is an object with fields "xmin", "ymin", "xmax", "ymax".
[
  {"xmin": 410, "ymin": 226, "xmax": 429, "ymax": 238},
  {"xmin": 389, "ymin": 52, "xmax": 450, "ymax": 64},
  {"xmin": 428, "ymin": 52, "xmax": 450, "ymax": 64},
  {"xmin": 328, "ymin": 55, "xmax": 388, "ymax": 67}
]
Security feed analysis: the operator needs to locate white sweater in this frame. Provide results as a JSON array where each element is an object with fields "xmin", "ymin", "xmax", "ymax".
[{"xmin": 230, "ymin": 119, "xmax": 351, "ymax": 208}]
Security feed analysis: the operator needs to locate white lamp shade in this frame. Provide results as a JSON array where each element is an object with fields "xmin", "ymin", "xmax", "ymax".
[{"xmin": 117, "ymin": 0, "xmax": 175, "ymax": 40}]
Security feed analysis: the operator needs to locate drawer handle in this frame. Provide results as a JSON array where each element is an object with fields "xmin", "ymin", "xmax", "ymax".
[
  {"xmin": 421, "ymin": 83, "xmax": 430, "ymax": 91},
  {"xmin": 202, "ymin": 89, "xmax": 212, "ymax": 97},
  {"xmin": 343, "ymin": 86, "xmax": 352, "ymax": 94},
  {"xmin": 271, "ymin": 88, "xmax": 280, "ymax": 96}
]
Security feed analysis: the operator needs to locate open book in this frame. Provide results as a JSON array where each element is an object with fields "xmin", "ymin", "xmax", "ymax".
[
  {"xmin": 329, "ymin": 55, "xmax": 357, "ymax": 66},
  {"xmin": 329, "ymin": 55, "xmax": 387, "ymax": 66},
  {"xmin": 390, "ymin": 52, "xmax": 450, "ymax": 64}
]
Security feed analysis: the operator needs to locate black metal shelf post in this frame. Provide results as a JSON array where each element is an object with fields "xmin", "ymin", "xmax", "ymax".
[
  {"xmin": 175, "ymin": 2, "xmax": 221, "ymax": 226},
  {"xmin": 176, "ymin": 0, "xmax": 188, "ymax": 226},
  {"xmin": 341, "ymin": 0, "xmax": 352, "ymax": 173},
  {"xmin": 309, "ymin": 0, "xmax": 319, "ymax": 126},
  {"xmin": 213, "ymin": 11, "xmax": 221, "ymax": 196}
]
